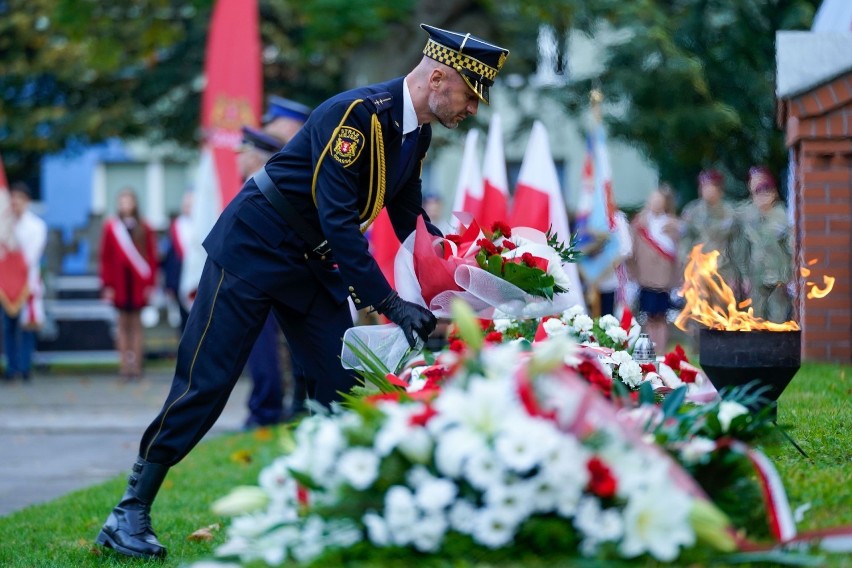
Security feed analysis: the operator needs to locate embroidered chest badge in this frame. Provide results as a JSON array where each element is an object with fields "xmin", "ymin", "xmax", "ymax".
[{"xmin": 331, "ymin": 126, "xmax": 364, "ymax": 167}]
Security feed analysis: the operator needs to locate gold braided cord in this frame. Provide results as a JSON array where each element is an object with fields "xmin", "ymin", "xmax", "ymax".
[
  {"xmin": 423, "ymin": 39, "xmax": 497, "ymax": 80},
  {"xmin": 311, "ymin": 99, "xmax": 364, "ymax": 207},
  {"xmin": 360, "ymin": 114, "xmax": 386, "ymax": 233}
]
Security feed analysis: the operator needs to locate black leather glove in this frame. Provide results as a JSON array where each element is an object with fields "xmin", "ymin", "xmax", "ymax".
[{"xmin": 376, "ymin": 292, "xmax": 437, "ymax": 348}]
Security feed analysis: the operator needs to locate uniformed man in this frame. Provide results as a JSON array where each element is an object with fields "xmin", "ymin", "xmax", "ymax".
[
  {"xmin": 95, "ymin": 23, "xmax": 509, "ymax": 559},
  {"xmin": 737, "ymin": 166, "xmax": 793, "ymax": 322},
  {"xmin": 679, "ymin": 169, "xmax": 742, "ymax": 297}
]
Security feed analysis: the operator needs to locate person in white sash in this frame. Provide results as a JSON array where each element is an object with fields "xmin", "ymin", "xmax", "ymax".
[
  {"xmin": 628, "ymin": 185, "xmax": 681, "ymax": 353},
  {"xmin": 99, "ymin": 189, "xmax": 157, "ymax": 381}
]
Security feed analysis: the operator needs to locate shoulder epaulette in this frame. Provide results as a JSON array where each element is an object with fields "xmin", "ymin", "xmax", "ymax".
[{"xmin": 364, "ymin": 92, "xmax": 393, "ymax": 114}]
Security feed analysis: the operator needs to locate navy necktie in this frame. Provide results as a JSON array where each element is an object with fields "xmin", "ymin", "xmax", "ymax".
[{"xmin": 399, "ymin": 127, "xmax": 420, "ymax": 169}]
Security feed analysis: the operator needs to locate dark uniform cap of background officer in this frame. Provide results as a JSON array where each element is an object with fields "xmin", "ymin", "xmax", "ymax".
[
  {"xmin": 420, "ymin": 23, "xmax": 509, "ymax": 105},
  {"xmin": 238, "ymin": 126, "xmax": 285, "ymax": 154},
  {"xmin": 262, "ymin": 96, "xmax": 312, "ymax": 126}
]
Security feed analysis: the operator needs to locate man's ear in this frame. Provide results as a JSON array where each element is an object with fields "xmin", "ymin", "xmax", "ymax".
[{"xmin": 429, "ymin": 68, "xmax": 445, "ymax": 91}]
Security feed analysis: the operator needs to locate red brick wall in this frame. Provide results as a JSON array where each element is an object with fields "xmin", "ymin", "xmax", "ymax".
[{"xmin": 781, "ymin": 73, "xmax": 852, "ymax": 362}]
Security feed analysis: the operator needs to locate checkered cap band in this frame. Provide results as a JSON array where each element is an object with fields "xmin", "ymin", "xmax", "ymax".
[{"xmin": 423, "ymin": 39, "xmax": 497, "ymax": 83}]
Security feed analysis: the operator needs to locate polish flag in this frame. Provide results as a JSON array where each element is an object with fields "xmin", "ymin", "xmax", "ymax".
[
  {"xmin": 509, "ymin": 121, "xmax": 585, "ymax": 309},
  {"xmin": 450, "ymin": 129, "xmax": 483, "ymax": 231},
  {"xmin": 370, "ymin": 209, "xmax": 399, "ymax": 288},
  {"xmin": 478, "ymin": 114, "xmax": 509, "ymax": 230}
]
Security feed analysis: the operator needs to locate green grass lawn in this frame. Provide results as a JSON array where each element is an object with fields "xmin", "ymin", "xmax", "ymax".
[{"xmin": 0, "ymin": 362, "xmax": 849, "ymax": 568}]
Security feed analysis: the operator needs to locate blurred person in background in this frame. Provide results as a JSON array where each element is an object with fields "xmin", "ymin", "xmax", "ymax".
[
  {"xmin": 99, "ymin": 189, "xmax": 157, "ymax": 382},
  {"xmin": 2, "ymin": 182, "xmax": 47, "ymax": 382},
  {"xmin": 236, "ymin": 125, "xmax": 288, "ymax": 429},
  {"xmin": 160, "ymin": 191, "xmax": 193, "ymax": 334},
  {"xmin": 422, "ymin": 191, "xmax": 452, "ymax": 235},
  {"xmin": 628, "ymin": 184, "xmax": 681, "ymax": 352},
  {"xmin": 679, "ymin": 169, "xmax": 742, "ymax": 297},
  {"xmin": 736, "ymin": 166, "xmax": 793, "ymax": 322},
  {"xmin": 261, "ymin": 96, "xmax": 311, "ymax": 420}
]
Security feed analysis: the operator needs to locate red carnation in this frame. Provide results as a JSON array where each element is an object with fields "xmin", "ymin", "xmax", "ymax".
[
  {"xmin": 577, "ymin": 360, "xmax": 613, "ymax": 397},
  {"xmin": 485, "ymin": 331, "xmax": 504, "ymax": 344},
  {"xmin": 491, "ymin": 221, "xmax": 512, "ymax": 237},
  {"xmin": 639, "ymin": 363, "xmax": 657, "ymax": 375},
  {"xmin": 477, "ymin": 238, "xmax": 499, "ymax": 256},
  {"xmin": 502, "ymin": 239, "xmax": 517, "ymax": 250},
  {"xmin": 586, "ymin": 457, "xmax": 617, "ymax": 499},
  {"xmin": 679, "ymin": 367, "xmax": 698, "ymax": 383},
  {"xmin": 449, "ymin": 339, "xmax": 466, "ymax": 353}
]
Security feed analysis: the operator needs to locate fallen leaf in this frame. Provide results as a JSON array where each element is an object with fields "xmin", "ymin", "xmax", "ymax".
[
  {"xmin": 230, "ymin": 449, "xmax": 252, "ymax": 464},
  {"xmin": 187, "ymin": 523, "xmax": 221, "ymax": 542}
]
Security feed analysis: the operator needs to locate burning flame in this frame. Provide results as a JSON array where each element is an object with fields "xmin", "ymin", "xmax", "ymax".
[
  {"xmin": 800, "ymin": 259, "xmax": 835, "ymax": 299},
  {"xmin": 675, "ymin": 245, "xmax": 799, "ymax": 331}
]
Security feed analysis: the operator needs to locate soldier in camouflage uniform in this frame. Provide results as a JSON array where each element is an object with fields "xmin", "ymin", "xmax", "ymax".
[
  {"xmin": 736, "ymin": 166, "xmax": 793, "ymax": 322},
  {"xmin": 679, "ymin": 169, "xmax": 742, "ymax": 297}
]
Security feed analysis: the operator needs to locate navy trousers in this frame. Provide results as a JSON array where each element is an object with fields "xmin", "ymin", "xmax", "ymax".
[
  {"xmin": 245, "ymin": 314, "xmax": 284, "ymax": 427},
  {"xmin": 139, "ymin": 258, "xmax": 355, "ymax": 466}
]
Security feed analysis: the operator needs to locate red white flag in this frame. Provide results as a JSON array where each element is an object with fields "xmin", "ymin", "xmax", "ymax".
[
  {"xmin": 369, "ymin": 209, "xmax": 399, "ymax": 289},
  {"xmin": 450, "ymin": 129, "xmax": 483, "ymax": 231},
  {"xmin": 509, "ymin": 121, "xmax": 585, "ymax": 309},
  {"xmin": 478, "ymin": 114, "xmax": 509, "ymax": 230},
  {"xmin": 180, "ymin": 0, "xmax": 262, "ymax": 305}
]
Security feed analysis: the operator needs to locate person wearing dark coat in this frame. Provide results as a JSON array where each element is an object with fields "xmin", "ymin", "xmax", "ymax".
[{"xmin": 95, "ymin": 23, "xmax": 509, "ymax": 559}]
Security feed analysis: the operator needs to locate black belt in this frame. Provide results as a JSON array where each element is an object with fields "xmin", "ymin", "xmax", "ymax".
[{"xmin": 253, "ymin": 166, "xmax": 331, "ymax": 257}]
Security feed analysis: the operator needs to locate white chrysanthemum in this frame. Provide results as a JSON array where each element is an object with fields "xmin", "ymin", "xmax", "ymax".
[
  {"xmin": 574, "ymin": 497, "xmax": 624, "ymax": 553},
  {"xmin": 618, "ymin": 360, "xmax": 644, "ymax": 388},
  {"xmin": 484, "ymin": 479, "xmax": 535, "ymax": 525},
  {"xmin": 572, "ymin": 314, "xmax": 594, "ymax": 333},
  {"xmin": 292, "ymin": 516, "xmax": 325, "ymax": 563},
  {"xmin": 679, "ymin": 436, "xmax": 717, "ymax": 465},
  {"xmin": 562, "ymin": 305, "xmax": 586, "ymax": 321},
  {"xmin": 495, "ymin": 417, "xmax": 556, "ymax": 473},
  {"xmin": 374, "ymin": 403, "xmax": 416, "ymax": 456},
  {"xmin": 605, "ymin": 326, "xmax": 628, "ymax": 345},
  {"xmin": 384, "ymin": 485, "xmax": 418, "ymax": 529},
  {"xmin": 492, "ymin": 318, "xmax": 513, "ymax": 332},
  {"xmin": 411, "ymin": 512, "xmax": 448, "ymax": 552},
  {"xmin": 599, "ymin": 314, "xmax": 620, "ymax": 330},
  {"xmin": 527, "ymin": 472, "xmax": 561, "ymax": 513},
  {"xmin": 434, "ymin": 427, "xmax": 487, "ymax": 478},
  {"xmin": 397, "ymin": 426, "xmax": 433, "ymax": 464},
  {"xmin": 481, "ymin": 341, "xmax": 524, "ymax": 379},
  {"xmin": 324, "ymin": 519, "xmax": 362, "ymax": 549},
  {"xmin": 619, "ymin": 486, "xmax": 695, "ymax": 561},
  {"xmin": 448, "ymin": 500, "xmax": 477, "ymax": 535},
  {"xmin": 543, "ymin": 317, "xmax": 569, "ymax": 337},
  {"xmin": 610, "ymin": 350, "xmax": 633, "ymax": 366},
  {"xmin": 464, "ymin": 446, "xmax": 504, "ymax": 490},
  {"xmin": 472, "ymin": 506, "xmax": 518, "ymax": 549},
  {"xmin": 415, "ymin": 477, "xmax": 458, "ymax": 513},
  {"xmin": 337, "ymin": 447, "xmax": 380, "ymax": 490},
  {"xmin": 718, "ymin": 401, "xmax": 749, "ymax": 432},
  {"xmin": 362, "ymin": 511, "xmax": 390, "ymax": 546}
]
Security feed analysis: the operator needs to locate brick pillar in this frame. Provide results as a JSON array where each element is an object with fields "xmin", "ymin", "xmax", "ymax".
[{"xmin": 782, "ymin": 74, "xmax": 852, "ymax": 362}]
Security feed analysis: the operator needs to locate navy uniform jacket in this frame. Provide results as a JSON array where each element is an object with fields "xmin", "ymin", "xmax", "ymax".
[{"xmin": 203, "ymin": 77, "xmax": 436, "ymax": 313}]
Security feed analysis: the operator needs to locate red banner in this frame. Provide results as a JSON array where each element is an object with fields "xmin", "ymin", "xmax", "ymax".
[{"xmin": 201, "ymin": 0, "xmax": 262, "ymax": 206}]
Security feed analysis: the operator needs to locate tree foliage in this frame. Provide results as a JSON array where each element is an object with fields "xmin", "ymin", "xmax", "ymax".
[{"xmin": 508, "ymin": 0, "xmax": 818, "ymax": 203}]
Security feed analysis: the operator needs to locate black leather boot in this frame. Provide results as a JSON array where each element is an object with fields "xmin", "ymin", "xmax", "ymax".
[{"xmin": 95, "ymin": 457, "xmax": 169, "ymax": 558}]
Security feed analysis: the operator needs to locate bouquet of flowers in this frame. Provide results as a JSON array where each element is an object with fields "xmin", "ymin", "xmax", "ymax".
[
  {"xmin": 201, "ymin": 302, "xmax": 744, "ymax": 567},
  {"xmin": 394, "ymin": 217, "xmax": 581, "ymax": 319}
]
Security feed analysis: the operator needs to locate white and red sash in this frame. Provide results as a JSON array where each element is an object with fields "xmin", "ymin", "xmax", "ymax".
[
  {"xmin": 637, "ymin": 213, "xmax": 677, "ymax": 263},
  {"xmin": 170, "ymin": 215, "xmax": 190, "ymax": 261},
  {"xmin": 107, "ymin": 218, "xmax": 151, "ymax": 281}
]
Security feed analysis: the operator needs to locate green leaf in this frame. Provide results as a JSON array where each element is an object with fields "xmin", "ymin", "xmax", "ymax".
[
  {"xmin": 662, "ymin": 386, "xmax": 687, "ymax": 419},
  {"xmin": 638, "ymin": 381, "xmax": 656, "ymax": 405}
]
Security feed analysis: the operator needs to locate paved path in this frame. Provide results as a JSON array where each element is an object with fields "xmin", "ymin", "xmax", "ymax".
[{"xmin": 0, "ymin": 368, "xmax": 250, "ymax": 517}]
